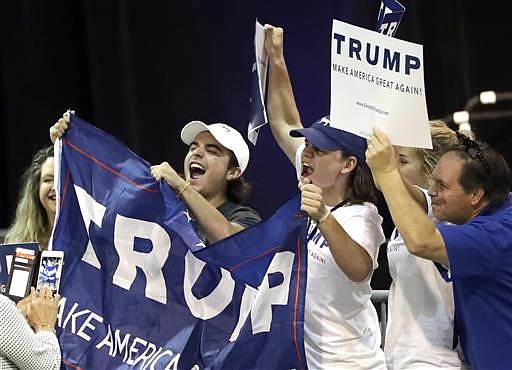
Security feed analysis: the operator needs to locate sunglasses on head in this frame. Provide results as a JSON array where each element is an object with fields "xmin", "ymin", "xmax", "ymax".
[{"xmin": 456, "ymin": 132, "xmax": 490, "ymax": 173}]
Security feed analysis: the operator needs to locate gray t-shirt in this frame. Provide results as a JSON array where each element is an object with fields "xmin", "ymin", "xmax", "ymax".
[
  {"xmin": 217, "ymin": 201, "xmax": 261, "ymax": 228},
  {"xmin": 193, "ymin": 201, "xmax": 261, "ymax": 244}
]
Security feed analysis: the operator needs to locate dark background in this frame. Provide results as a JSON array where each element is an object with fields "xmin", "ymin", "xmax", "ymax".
[{"xmin": 2, "ymin": 1, "xmax": 511, "ymax": 288}]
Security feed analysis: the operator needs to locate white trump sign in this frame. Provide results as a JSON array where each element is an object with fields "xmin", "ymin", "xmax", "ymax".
[{"xmin": 330, "ymin": 19, "xmax": 431, "ymax": 149}]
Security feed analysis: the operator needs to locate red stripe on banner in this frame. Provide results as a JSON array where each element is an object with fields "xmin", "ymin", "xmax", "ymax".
[
  {"xmin": 64, "ymin": 139, "xmax": 158, "ymax": 193},
  {"xmin": 293, "ymin": 236, "xmax": 305, "ymax": 369},
  {"xmin": 60, "ymin": 170, "xmax": 71, "ymax": 209},
  {"xmin": 63, "ymin": 358, "xmax": 84, "ymax": 370},
  {"xmin": 228, "ymin": 245, "xmax": 281, "ymax": 272}
]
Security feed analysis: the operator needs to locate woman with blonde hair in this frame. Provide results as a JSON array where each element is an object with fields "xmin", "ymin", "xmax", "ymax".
[{"xmin": 5, "ymin": 145, "xmax": 55, "ymax": 250}]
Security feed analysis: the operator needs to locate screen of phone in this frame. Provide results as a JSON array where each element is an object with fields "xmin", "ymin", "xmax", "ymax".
[{"xmin": 37, "ymin": 256, "xmax": 63, "ymax": 293}]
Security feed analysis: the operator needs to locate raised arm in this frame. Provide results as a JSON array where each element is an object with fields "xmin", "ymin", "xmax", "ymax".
[
  {"xmin": 404, "ymin": 177, "xmax": 429, "ymax": 213},
  {"xmin": 372, "ymin": 152, "xmax": 429, "ymax": 213},
  {"xmin": 366, "ymin": 128, "xmax": 448, "ymax": 265},
  {"xmin": 264, "ymin": 24, "xmax": 304, "ymax": 163}
]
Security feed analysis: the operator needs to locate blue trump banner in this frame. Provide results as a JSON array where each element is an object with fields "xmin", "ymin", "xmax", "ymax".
[
  {"xmin": 52, "ymin": 115, "xmax": 307, "ymax": 369},
  {"xmin": 376, "ymin": 0, "xmax": 405, "ymax": 37}
]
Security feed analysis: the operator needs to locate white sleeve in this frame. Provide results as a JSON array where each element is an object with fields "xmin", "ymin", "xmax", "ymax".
[
  {"xmin": 0, "ymin": 296, "xmax": 61, "ymax": 370},
  {"xmin": 415, "ymin": 186, "xmax": 433, "ymax": 216},
  {"xmin": 331, "ymin": 204, "xmax": 385, "ymax": 270}
]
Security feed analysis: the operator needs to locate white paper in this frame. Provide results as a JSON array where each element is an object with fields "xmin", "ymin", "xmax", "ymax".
[
  {"xmin": 330, "ymin": 19, "xmax": 431, "ymax": 149},
  {"xmin": 248, "ymin": 20, "xmax": 269, "ymax": 145}
]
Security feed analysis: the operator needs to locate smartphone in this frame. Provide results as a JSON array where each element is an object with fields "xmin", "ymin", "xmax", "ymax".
[
  {"xmin": 6, "ymin": 247, "xmax": 38, "ymax": 301},
  {"xmin": 36, "ymin": 250, "xmax": 64, "ymax": 294}
]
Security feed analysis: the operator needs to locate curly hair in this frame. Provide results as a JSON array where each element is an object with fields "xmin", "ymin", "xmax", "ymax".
[{"xmin": 5, "ymin": 145, "xmax": 54, "ymax": 250}]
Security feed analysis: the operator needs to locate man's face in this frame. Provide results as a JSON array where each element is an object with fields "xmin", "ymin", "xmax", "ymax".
[
  {"xmin": 429, "ymin": 152, "xmax": 474, "ymax": 224},
  {"xmin": 183, "ymin": 131, "xmax": 233, "ymax": 201}
]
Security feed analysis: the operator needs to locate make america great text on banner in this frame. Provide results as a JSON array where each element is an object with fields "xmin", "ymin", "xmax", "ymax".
[{"xmin": 50, "ymin": 114, "xmax": 307, "ymax": 370}]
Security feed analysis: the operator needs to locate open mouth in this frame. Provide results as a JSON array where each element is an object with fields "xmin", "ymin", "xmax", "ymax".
[
  {"xmin": 48, "ymin": 194, "xmax": 56, "ymax": 201},
  {"xmin": 301, "ymin": 162, "xmax": 313, "ymax": 177},
  {"xmin": 189, "ymin": 162, "xmax": 206, "ymax": 180}
]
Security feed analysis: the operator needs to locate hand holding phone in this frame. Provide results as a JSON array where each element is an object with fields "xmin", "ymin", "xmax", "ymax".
[{"xmin": 27, "ymin": 286, "xmax": 60, "ymax": 332}]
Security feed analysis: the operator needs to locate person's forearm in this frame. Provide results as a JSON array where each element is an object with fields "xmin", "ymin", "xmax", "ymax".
[
  {"xmin": 267, "ymin": 55, "xmax": 303, "ymax": 162},
  {"xmin": 376, "ymin": 169, "xmax": 447, "ymax": 264},
  {"xmin": 179, "ymin": 185, "xmax": 243, "ymax": 243},
  {"xmin": 319, "ymin": 215, "xmax": 373, "ymax": 282},
  {"xmin": 267, "ymin": 57, "xmax": 301, "ymax": 127},
  {"xmin": 403, "ymin": 178, "xmax": 429, "ymax": 212}
]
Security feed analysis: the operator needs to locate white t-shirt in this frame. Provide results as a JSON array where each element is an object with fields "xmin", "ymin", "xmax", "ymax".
[
  {"xmin": 296, "ymin": 145, "xmax": 387, "ymax": 369},
  {"xmin": 305, "ymin": 204, "xmax": 387, "ymax": 369},
  {"xmin": 385, "ymin": 187, "xmax": 465, "ymax": 369}
]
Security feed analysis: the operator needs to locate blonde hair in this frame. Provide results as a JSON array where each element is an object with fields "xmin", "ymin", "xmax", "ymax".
[
  {"xmin": 415, "ymin": 120, "xmax": 458, "ymax": 177},
  {"xmin": 5, "ymin": 146, "xmax": 54, "ymax": 250}
]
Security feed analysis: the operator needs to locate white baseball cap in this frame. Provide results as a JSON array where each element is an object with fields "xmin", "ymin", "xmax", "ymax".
[{"xmin": 181, "ymin": 120, "xmax": 250, "ymax": 174}]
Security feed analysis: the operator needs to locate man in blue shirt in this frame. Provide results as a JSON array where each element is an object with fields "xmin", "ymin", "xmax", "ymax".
[{"xmin": 366, "ymin": 128, "xmax": 512, "ymax": 370}]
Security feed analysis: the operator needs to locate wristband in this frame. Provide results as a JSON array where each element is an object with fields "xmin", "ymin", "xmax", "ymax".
[
  {"xmin": 178, "ymin": 182, "xmax": 191, "ymax": 197},
  {"xmin": 317, "ymin": 210, "xmax": 331, "ymax": 224}
]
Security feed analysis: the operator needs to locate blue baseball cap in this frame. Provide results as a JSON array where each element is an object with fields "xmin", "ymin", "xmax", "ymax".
[{"xmin": 289, "ymin": 116, "xmax": 368, "ymax": 168}]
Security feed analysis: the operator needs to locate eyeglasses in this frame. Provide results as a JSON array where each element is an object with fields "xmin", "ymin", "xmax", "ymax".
[{"xmin": 456, "ymin": 132, "xmax": 490, "ymax": 173}]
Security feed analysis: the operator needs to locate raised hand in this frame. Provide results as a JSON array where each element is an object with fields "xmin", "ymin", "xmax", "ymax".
[
  {"xmin": 49, "ymin": 110, "xmax": 73, "ymax": 143},
  {"xmin": 366, "ymin": 126, "xmax": 398, "ymax": 178},
  {"xmin": 263, "ymin": 24, "xmax": 284, "ymax": 61},
  {"xmin": 151, "ymin": 161, "xmax": 185, "ymax": 190},
  {"xmin": 298, "ymin": 177, "xmax": 329, "ymax": 222}
]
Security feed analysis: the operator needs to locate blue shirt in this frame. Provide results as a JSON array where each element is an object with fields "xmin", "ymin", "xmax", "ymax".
[{"xmin": 437, "ymin": 193, "xmax": 512, "ymax": 370}]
